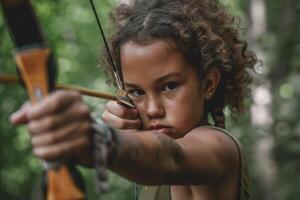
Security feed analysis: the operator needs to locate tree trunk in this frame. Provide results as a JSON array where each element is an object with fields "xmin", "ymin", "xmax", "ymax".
[{"xmin": 248, "ymin": 0, "xmax": 277, "ymax": 199}]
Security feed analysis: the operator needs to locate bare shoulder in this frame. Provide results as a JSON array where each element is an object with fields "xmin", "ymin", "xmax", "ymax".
[
  {"xmin": 187, "ymin": 126, "xmax": 239, "ymax": 155},
  {"xmin": 177, "ymin": 126, "xmax": 240, "ymax": 181}
]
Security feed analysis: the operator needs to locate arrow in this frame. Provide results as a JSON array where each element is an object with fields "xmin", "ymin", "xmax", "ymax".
[{"xmin": 0, "ymin": 73, "xmax": 135, "ymax": 107}]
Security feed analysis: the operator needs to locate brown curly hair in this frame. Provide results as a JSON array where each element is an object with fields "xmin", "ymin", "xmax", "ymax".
[{"xmin": 101, "ymin": 0, "xmax": 257, "ymax": 128}]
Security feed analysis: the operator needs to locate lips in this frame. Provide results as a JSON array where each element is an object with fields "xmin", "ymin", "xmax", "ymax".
[{"xmin": 148, "ymin": 124, "xmax": 173, "ymax": 135}]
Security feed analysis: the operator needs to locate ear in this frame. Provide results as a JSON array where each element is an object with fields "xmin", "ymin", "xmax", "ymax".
[{"xmin": 203, "ymin": 68, "xmax": 221, "ymax": 100}]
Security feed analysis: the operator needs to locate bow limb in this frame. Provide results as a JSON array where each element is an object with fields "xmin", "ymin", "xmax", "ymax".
[{"xmin": 0, "ymin": 1, "xmax": 85, "ymax": 199}]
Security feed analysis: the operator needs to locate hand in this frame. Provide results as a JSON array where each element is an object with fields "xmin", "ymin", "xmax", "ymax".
[
  {"xmin": 10, "ymin": 91, "xmax": 93, "ymax": 166},
  {"xmin": 102, "ymin": 101, "xmax": 142, "ymax": 132}
]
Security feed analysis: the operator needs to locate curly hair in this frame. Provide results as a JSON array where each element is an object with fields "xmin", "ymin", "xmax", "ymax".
[{"xmin": 101, "ymin": 0, "xmax": 257, "ymax": 128}]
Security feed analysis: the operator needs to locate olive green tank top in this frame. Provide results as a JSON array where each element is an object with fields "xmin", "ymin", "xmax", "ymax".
[{"xmin": 138, "ymin": 126, "xmax": 250, "ymax": 200}]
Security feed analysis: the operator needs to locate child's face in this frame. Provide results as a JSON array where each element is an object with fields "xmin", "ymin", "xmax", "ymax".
[{"xmin": 121, "ymin": 40, "xmax": 206, "ymax": 138}]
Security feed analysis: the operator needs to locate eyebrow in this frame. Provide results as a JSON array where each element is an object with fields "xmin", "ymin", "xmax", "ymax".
[{"xmin": 124, "ymin": 72, "xmax": 183, "ymax": 88}]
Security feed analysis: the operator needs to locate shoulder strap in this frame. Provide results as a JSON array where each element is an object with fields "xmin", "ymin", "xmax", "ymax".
[{"xmin": 203, "ymin": 126, "xmax": 250, "ymax": 200}]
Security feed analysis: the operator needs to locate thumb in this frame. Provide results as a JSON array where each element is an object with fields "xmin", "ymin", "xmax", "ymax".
[{"xmin": 10, "ymin": 102, "xmax": 31, "ymax": 125}]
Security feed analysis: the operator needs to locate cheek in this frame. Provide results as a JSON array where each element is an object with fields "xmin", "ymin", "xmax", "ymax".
[
  {"xmin": 170, "ymin": 103, "xmax": 203, "ymax": 130},
  {"xmin": 133, "ymin": 89, "xmax": 205, "ymax": 133},
  {"xmin": 167, "ymin": 94, "xmax": 205, "ymax": 133}
]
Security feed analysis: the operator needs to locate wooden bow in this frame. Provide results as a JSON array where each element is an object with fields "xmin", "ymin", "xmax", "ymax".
[
  {"xmin": 0, "ymin": 0, "xmax": 84, "ymax": 199},
  {"xmin": 0, "ymin": 0, "xmax": 134, "ymax": 199}
]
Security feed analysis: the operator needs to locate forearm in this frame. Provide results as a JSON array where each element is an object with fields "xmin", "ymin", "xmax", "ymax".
[{"xmin": 109, "ymin": 130, "xmax": 185, "ymax": 185}]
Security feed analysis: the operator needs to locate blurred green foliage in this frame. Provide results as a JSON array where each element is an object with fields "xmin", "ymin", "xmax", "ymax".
[{"xmin": 0, "ymin": 0, "xmax": 300, "ymax": 199}]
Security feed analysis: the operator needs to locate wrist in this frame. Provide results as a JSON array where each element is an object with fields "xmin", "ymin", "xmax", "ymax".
[
  {"xmin": 91, "ymin": 113, "xmax": 120, "ymax": 192},
  {"xmin": 92, "ymin": 115, "xmax": 120, "ymax": 166}
]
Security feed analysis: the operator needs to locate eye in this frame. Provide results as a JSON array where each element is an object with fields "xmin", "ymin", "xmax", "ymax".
[
  {"xmin": 161, "ymin": 82, "xmax": 179, "ymax": 92},
  {"xmin": 127, "ymin": 89, "xmax": 145, "ymax": 97}
]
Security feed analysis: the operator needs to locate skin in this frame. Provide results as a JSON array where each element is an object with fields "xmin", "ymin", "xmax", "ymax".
[{"xmin": 11, "ymin": 40, "xmax": 240, "ymax": 200}]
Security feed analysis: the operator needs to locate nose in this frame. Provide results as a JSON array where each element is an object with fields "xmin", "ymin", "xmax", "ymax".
[{"xmin": 145, "ymin": 95, "xmax": 165, "ymax": 119}]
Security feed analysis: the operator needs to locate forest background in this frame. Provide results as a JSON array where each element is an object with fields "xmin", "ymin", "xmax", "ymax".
[{"xmin": 0, "ymin": 0, "xmax": 299, "ymax": 199}]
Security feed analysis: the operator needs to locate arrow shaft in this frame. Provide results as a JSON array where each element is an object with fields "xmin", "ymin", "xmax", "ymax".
[{"xmin": 0, "ymin": 73, "xmax": 116, "ymax": 101}]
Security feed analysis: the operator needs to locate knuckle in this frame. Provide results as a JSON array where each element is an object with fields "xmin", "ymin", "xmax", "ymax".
[
  {"xmin": 106, "ymin": 101, "xmax": 115, "ymax": 109},
  {"xmin": 33, "ymin": 148, "xmax": 47, "ymax": 160},
  {"xmin": 55, "ymin": 90, "xmax": 66, "ymax": 99},
  {"xmin": 101, "ymin": 112, "xmax": 114, "ymax": 126},
  {"xmin": 118, "ymin": 120, "xmax": 128, "ymax": 129},
  {"xmin": 101, "ymin": 111, "xmax": 108, "ymax": 120},
  {"xmin": 77, "ymin": 104, "xmax": 90, "ymax": 117},
  {"xmin": 127, "ymin": 122, "xmax": 137, "ymax": 129},
  {"xmin": 119, "ymin": 108, "xmax": 128, "ymax": 118},
  {"xmin": 126, "ymin": 109, "xmax": 138, "ymax": 119},
  {"xmin": 77, "ymin": 137, "xmax": 88, "ymax": 149},
  {"xmin": 41, "ymin": 152, "xmax": 50, "ymax": 160},
  {"xmin": 57, "ymin": 90, "xmax": 76, "ymax": 99},
  {"xmin": 107, "ymin": 101, "xmax": 121, "ymax": 114},
  {"xmin": 101, "ymin": 116, "xmax": 108, "ymax": 125},
  {"xmin": 53, "ymin": 147, "xmax": 63, "ymax": 157},
  {"xmin": 82, "ymin": 137, "xmax": 90, "ymax": 146},
  {"xmin": 48, "ymin": 99, "xmax": 61, "ymax": 112},
  {"xmin": 80, "ymin": 122, "xmax": 92, "ymax": 133},
  {"xmin": 52, "ymin": 92, "xmax": 65, "ymax": 104},
  {"xmin": 133, "ymin": 120, "xmax": 142, "ymax": 129},
  {"xmin": 27, "ymin": 122, "xmax": 36, "ymax": 134},
  {"xmin": 70, "ymin": 90, "xmax": 82, "ymax": 100},
  {"xmin": 48, "ymin": 147, "xmax": 64, "ymax": 160},
  {"xmin": 30, "ymin": 137, "xmax": 37, "ymax": 147},
  {"xmin": 47, "ymin": 134, "xmax": 57, "ymax": 144},
  {"xmin": 43, "ymin": 118, "xmax": 55, "ymax": 130}
]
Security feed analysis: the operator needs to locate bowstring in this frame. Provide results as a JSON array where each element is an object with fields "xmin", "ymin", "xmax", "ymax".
[
  {"xmin": 89, "ymin": 0, "xmax": 123, "ymax": 89},
  {"xmin": 88, "ymin": 1, "xmax": 139, "ymax": 200}
]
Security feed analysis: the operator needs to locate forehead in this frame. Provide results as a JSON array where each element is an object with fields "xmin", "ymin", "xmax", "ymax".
[{"xmin": 120, "ymin": 40, "xmax": 195, "ymax": 81}]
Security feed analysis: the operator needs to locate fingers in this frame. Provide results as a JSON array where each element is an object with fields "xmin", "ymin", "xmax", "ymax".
[
  {"xmin": 30, "ymin": 117, "xmax": 92, "ymax": 161},
  {"xmin": 102, "ymin": 109, "xmax": 141, "ymax": 130},
  {"xmin": 28, "ymin": 90, "xmax": 81, "ymax": 120},
  {"xmin": 33, "ymin": 133, "xmax": 91, "ymax": 161},
  {"xmin": 31, "ymin": 121, "xmax": 91, "ymax": 147},
  {"xmin": 106, "ymin": 101, "xmax": 138, "ymax": 120},
  {"xmin": 102, "ymin": 101, "xmax": 141, "ymax": 130},
  {"xmin": 10, "ymin": 102, "xmax": 31, "ymax": 125},
  {"xmin": 14, "ymin": 91, "xmax": 93, "ymax": 163},
  {"xmin": 28, "ymin": 101, "xmax": 90, "ymax": 136}
]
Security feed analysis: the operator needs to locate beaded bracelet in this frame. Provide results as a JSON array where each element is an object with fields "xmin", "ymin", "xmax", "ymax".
[{"xmin": 91, "ymin": 113, "xmax": 119, "ymax": 193}]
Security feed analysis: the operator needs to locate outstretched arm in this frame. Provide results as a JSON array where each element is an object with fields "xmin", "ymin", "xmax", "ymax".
[
  {"xmin": 109, "ymin": 127, "xmax": 239, "ymax": 185},
  {"xmin": 11, "ymin": 91, "xmax": 239, "ymax": 186},
  {"xmin": 102, "ymin": 100, "xmax": 239, "ymax": 185}
]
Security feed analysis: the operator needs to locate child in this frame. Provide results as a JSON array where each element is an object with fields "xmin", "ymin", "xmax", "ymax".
[{"xmin": 11, "ymin": 0, "xmax": 256, "ymax": 199}]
